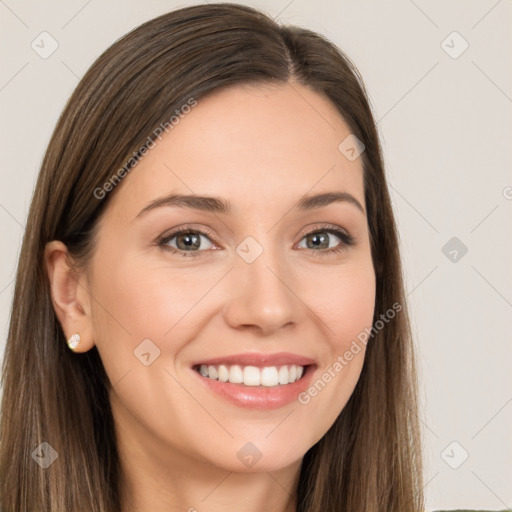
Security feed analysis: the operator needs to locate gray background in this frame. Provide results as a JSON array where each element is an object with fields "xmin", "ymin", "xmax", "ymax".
[{"xmin": 1, "ymin": 0, "xmax": 511, "ymax": 509}]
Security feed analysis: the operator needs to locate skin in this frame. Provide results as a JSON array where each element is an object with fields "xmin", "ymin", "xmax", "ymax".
[{"xmin": 45, "ymin": 81, "xmax": 376, "ymax": 512}]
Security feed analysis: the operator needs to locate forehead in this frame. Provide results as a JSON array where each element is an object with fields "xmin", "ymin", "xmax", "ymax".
[{"xmin": 106, "ymin": 82, "xmax": 365, "ymax": 218}]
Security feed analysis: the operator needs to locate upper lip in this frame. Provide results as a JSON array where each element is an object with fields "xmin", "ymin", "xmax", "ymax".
[{"xmin": 192, "ymin": 352, "xmax": 316, "ymax": 367}]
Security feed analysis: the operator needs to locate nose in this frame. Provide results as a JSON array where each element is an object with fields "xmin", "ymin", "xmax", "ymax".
[{"xmin": 222, "ymin": 242, "xmax": 300, "ymax": 335}]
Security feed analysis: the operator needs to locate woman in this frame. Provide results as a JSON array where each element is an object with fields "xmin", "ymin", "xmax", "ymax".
[{"xmin": 0, "ymin": 3, "xmax": 424, "ymax": 511}]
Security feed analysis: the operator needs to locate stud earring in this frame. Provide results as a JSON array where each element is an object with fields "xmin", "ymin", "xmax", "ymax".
[{"xmin": 67, "ymin": 333, "xmax": 81, "ymax": 351}]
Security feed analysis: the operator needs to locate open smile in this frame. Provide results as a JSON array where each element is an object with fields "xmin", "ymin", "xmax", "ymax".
[{"xmin": 191, "ymin": 353, "xmax": 317, "ymax": 409}]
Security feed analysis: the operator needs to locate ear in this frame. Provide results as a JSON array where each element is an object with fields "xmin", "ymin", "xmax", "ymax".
[{"xmin": 44, "ymin": 240, "xmax": 95, "ymax": 353}]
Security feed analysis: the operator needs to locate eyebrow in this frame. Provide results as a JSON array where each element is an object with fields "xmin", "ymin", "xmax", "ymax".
[{"xmin": 134, "ymin": 191, "xmax": 365, "ymax": 220}]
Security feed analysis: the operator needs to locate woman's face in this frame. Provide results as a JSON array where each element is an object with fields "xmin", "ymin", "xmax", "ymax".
[{"xmin": 85, "ymin": 82, "xmax": 376, "ymax": 473}]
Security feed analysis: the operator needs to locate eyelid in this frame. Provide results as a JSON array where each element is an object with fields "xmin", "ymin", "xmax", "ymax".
[
  {"xmin": 294, "ymin": 223, "xmax": 356, "ymax": 254},
  {"xmin": 157, "ymin": 224, "xmax": 220, "ymax": 250},
  {"xmin": 295, "ymin": 222, "xmax": 352, "ymax": 241},
  {"xmin": 157, "ymin": 222, "xmax": 355, "ymax": 256}
]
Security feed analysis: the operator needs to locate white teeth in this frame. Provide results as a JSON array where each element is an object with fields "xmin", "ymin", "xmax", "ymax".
[
  {"xmin": 229, "ymin": 365, "xmax": 243, "ymax": 384},
  {"xmin": 261, "ymin": 366, "xmax": 279, "ymax": 387},
  {"xmin": 278, "ymin": 365, "xmax": 289, "ymax": 385},
  {"xmin": 208, "ymin": 365, "xmax": 218, "ymax": 380},
  {"xmin": 218, "ymin": 365, "xmax": 229, "ymax": 382},
  {"xmin": 243, "ymin": 366, "xmax": 260, "ymax": 386},
  {"xmin": 196, "ymin": 364, "xmax": 306, "ymax": 387}
]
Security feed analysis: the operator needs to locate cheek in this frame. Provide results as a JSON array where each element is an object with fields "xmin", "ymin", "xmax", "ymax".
[
  {"xmin": 87, "ymin": 256, "xmax": 211, "ymax": 442},
  {"xmin": 331, "ymin": 280, "xmax": 375, "ymax": 349},
  {"xmin": 91, "ymin": 247, "xmax": 191, "ymax": 332},
  {"xmin": 308, "ymin": 262, "xmax": 376, "ymax": 351},
  {"xmin": 88, "ymin": 250, "xmax": 224, "ymax": 371},
  {"xmin": 296, "ymin": 262, "xmax": 375, "ymax": 440}
]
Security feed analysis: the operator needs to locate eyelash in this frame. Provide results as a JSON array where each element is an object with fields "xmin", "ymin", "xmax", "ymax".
[{"xmin": 156, "ymin": 224, "xmax": 356, "ymax": 258}]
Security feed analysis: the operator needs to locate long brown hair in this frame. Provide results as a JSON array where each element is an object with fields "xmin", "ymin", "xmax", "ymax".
[{"xmin": 0, "ymin": 3, "xmax": 423, "ymax": 510}]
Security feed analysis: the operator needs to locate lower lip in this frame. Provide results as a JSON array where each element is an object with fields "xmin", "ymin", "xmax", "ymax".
[{"xmin": 192, "ymin": 365, "xmax": 316, "ymax": 410}]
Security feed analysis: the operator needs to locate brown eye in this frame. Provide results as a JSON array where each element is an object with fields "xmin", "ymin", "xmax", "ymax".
[
  {"xmin": 174, "ymin": 232, "xmax": 202, "ymax": 251},
  {"xmin": 303, "ymin": 232, "xmax": 331, "ymax": 250},
  {"xmin": 296, "ymin": 226, "xmax": 355, "ymax": 254},
  {"xmin": 159, "ymin": 228, "xmax": 216, "ymax": 256}
]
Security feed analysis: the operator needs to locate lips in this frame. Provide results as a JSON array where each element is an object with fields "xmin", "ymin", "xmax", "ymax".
[
  {"xmin": 191, "ymin": 352, "xmax": 317, "ymax": 409},
  {"xmin": 192, "ymin": 352, "xmax": 316, "ymax": 367}
]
